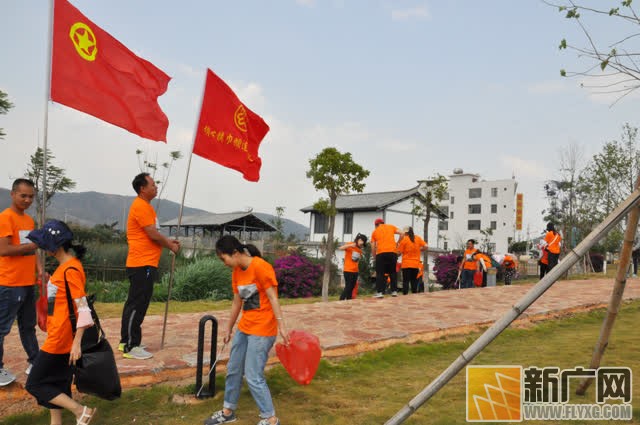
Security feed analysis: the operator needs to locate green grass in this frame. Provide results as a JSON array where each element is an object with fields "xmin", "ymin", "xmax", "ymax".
[{"xmin": 5, "ymin": 300, "xmax": 639, "ymax": 425}]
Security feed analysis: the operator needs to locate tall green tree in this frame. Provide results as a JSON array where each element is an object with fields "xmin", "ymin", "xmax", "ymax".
[
  {"xmin": 548, "ymin": 0, "xmax": 640, "ymax": 104},
  {"xmin": 307, "ymin": 147, "xmax": 370, "ymax": 302},
  {"xmin": 0, "ymin": 90, "xmax": 14, "ymax": 140},
  {"xmin": 25, "ymin": 147, "xmax": 76, "ymax": 224}
]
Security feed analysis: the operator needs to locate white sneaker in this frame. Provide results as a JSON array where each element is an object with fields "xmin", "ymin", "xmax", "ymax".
[
  {"xmin": 0, "ymin": 369, "xmax": 16, "ymax": 386},
  {"xmin": 123, "ymin": 346, "xmax": 153, "ymax": 360},
  {"xmin": 373, "ymin": 292, "xmax": 384, "ymax": 298},
  {"xmin": 25, "ymin": 364, "xmax": 32, "ymax": 375},
  {"xmin": 391, "ymin": 291, "xmax": 398, "ymax": 297}
]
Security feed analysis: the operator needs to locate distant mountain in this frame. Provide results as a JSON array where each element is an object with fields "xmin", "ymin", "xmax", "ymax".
[{"xmin": 0, "ymin": 188, "xmax": 309, "ymax": 240}]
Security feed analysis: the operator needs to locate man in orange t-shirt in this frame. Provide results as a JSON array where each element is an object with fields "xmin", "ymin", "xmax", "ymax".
[
  {"xmin": 0, "ymin": 179, "xmax": 41, "ymax": 386},
  {"xmin": 458, "ymin": 239, "xmax": 479, "ymax": 289},
  {"xmin": 120, "ymin": 173, "xmax": 180, "ymax": 360},
  {"xmin": 371, "ymin": 218, "xmax": 402, "ymax": 298}
]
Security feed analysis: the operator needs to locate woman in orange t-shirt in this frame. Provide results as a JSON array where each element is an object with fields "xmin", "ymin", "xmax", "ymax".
[
  {"xmin": 204, "ymin": 235, "xmax": 289, "ymax": 425},
  {"xmin": 337, "ymin": 233, "xmax": 367, "ymax": 300},
  {"xmin": 397, "ymin": 226, "xmax": 427, "ymax": 294},
  {"xmin": 25, "ymin": 220, "xmax": 97, "ymax": 425},
  {"xmin": 543, "ymin": 222, "xmax": 562, "ymax": 271}
]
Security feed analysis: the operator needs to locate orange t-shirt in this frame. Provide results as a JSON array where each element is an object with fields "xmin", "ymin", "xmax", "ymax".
[
  {"xmin": 41, "ymin": 258, "xmax": 87, "ymax": 355},
  {"xmin": 503, "ymin": 254, "xmax": 517, "ymax": 269},
  {"xmin": 371, "ymin": 224, "xmax": 398, "ymax": 254},
  {"xmin": 397, "ymin": 235, "xmax": 427, "ymax": 269},
  {"xmin": 463, "ymin": 248, "xmax": 479, "ymax": 270},
  {"xmin": 417, "ymin": 262, "xmax": 424, "ymax": 279},
  {"xmin": 476, "ymin": 253, "xmax": 492, "ymax": 270},
  {"xmin": 544, "ymin": 231, "xmax": 562, "ymax": 254},
  {"xmin": 343, "ymin": 244, "xmax": 363, "ymax": 273},
  {"xmin": 540, "ymin": 250, "xmax": 549, "ymax": 265},
  {"xmin": 126, "ymin": 197, "xmax": 162, "ymax": 267},
  {"xmin": 233, "ymin": 256, "xmax": 279, "ymax": 337},
  {"xmin": 0, "ymin": 208, "xmax": 36, "ymax": 286}
]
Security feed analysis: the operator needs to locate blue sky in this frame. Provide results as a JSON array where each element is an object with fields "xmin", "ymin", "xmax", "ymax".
[{"xmin": 1, "ymin": 0, "xmax": 638, "ymax": 239}]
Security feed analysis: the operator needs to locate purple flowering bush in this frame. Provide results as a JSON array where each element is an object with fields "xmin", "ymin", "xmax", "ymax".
[
  {"xmin": 274, "ymin": 254, "xmax": 323, "ymax": 298},
  {"xmin": 433, "ymin": 254, "xmax": 461, "ymax": 290}
]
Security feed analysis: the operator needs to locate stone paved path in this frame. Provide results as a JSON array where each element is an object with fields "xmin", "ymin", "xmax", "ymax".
[{"xmin": 1, "ymin": 278, "xmax": 638, "ymax": 417}]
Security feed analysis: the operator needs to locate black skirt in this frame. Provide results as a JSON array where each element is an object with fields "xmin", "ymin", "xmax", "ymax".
[{"xmin": 25, "ymin": 350, "xmax": 72, "ymax": 409}]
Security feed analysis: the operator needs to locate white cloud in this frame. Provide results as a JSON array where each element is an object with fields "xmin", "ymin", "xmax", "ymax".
[
  {"xmin": 295, "ymin": 0, "xmax": 315, "ymax": 7},
  {"xmin": 499, "ymin": 155, "xmax": 550, "ymax": 180},
  {"xmin": 391, "ymin": 5, "xmax": 430, "ymax": 21},
  {"xmin": 527, "ymin": 79, "xmax": 572, "ymax": 95}
]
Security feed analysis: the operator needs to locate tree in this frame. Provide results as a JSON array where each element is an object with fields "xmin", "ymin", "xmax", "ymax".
[
  {"xmin": 269, "ymin": 206, "xmax": 287, "ymax": 255},
  {"xmin": 25, "ymin": 147, "xmax": 76, "ymax": 225},
  {"xmin": 306, "ymin": 147, "xmax": 370, "ymax": 302},
  {"xmin": 548, "ymin": 0, "xmax": 640, "ymax": 104},
  {"xmin": 412, "ymin": 175, "xmax": 448, "ymax": 275},
  {"xmin": 136, "ymin": 148, "xmax": 182, "ymax": 214},
  {"xmin": 0, "ymin": 89, "xmax": 13, "ymax": 140}
]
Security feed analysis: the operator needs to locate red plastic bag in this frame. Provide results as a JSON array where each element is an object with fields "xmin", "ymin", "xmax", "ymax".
[
  {"xmin": 275, "ymin": 330, "xmax": 321, "ymax": 385},
  {"xmin": 36, "ymin": 279, "xmax": 47, "ymax": 332},
  {"xmin": 473, "ymin": 270, "xmax": 483, "ymax": 287}
]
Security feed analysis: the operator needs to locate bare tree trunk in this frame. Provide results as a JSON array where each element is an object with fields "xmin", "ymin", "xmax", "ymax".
[
  {"xmin": 321, "ymin": 198, "xmax": 337, "ymax": 302},
  {"xmin": 422, "ymin": 205, "xmax": 431, "ymax": 288},
  {"xmin": 575, "ymin": 176, "xmax": 640, "ymax": 395}
]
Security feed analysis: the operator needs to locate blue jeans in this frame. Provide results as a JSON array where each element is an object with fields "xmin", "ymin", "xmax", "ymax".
[
  {"xmin": 223, "ymin": 330, "xmax": 276, "ymax": 419},
  {"xmin": 0, "ymin": 285, "xmax": 39, "ymax": 369},
  {"xmin": 461, "ymin": 270, "xmax": 475, "ymax": 289}
]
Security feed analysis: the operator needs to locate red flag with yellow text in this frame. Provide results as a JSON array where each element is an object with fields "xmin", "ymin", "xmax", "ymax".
[
  {"xmin": 51, "ymin": 0, "xmax": 171, "ymax": 142},
  {"xmin": 193, "ymin": 69, "xmax": 270, "ymax": 182}
]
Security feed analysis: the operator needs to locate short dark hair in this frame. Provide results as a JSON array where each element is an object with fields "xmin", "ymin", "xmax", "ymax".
[
  {"xmin": 12, "ymin": 178, "xmax": 35, "ymax": 192},
  {"xmin": 215, "ymin": 235, "xmax": 262, "ymax": 258},
  {"xmin": 132, "ymin": 173, "xmax": 150, "ymax": 194},
  {"xmin": 467, "ymin": 239, "xmax": 476, "ymax": 245}
]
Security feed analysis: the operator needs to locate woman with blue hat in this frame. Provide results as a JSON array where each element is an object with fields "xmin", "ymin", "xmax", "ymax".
[{"xmin": 24, "ymin": 220, "xmax": 97, "ymax": 425}]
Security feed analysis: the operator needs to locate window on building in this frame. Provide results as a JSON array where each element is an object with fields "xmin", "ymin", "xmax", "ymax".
[
  {"xmin": 439, "ymin": 220, "xmax": 448, "ymax": 231},
  {"xmin": 439, "ymin": 206, "xmax": 449, "ymax": 216},
  {"xmin": 442, "ymin": 192, "xmax": 450, "ymax": 200},
  {"xmin": 450, "ymin": 211, "xmax": 454, "ymax": 219},
  {"xmin": 469, "ymin": 188, "xmax": 482, "ymax": 198},
  {"xmin": 491, "ymin": 204, "xmax": 497, "ymax": 214},
  {"xmin": 491, "ymin": 187, "xmax": 498, "ymax": 197},
  {"xmin": 468, "ymin": 204, "xmax": 481, "ymax": 214},
  {"xmin": 488, "ymin": 243, "xmax": 496, "ymax": 253},
  {"xmin": 444, "ymin": 241, "xmax": 448, "ymax": 251},
  {"xmin": 490, "ymin": 221, "xmax": 497, "ymax": 230},
  {"xmin": 451, "ymin": 196, "xmax": 455, "ymax": 205},
  {"xmin": 314, "ymin": 213, "xmax": 328, "ymax": 234},
  {"xmin": 343, "ymin": 212, "xmax": 353, "ymax": 234},
  {"xmin": 468, "ymin": 220, "xmax": 481, "ymax": 230}
]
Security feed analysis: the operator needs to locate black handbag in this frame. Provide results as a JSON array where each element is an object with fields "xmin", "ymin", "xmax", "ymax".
[{"xmin": 65, "ymin": 267, "xmax": 122, "ymax": 400}]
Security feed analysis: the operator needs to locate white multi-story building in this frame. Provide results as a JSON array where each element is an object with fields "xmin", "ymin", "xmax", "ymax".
[{"xmin": 438, "ymin": 169, "xmax": 517, "ymax": 253}]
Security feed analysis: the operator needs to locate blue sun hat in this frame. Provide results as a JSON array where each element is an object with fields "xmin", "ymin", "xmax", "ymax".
[{"xmin": 27, "ymin": 219, "xmax": 74, "ymax": 252}]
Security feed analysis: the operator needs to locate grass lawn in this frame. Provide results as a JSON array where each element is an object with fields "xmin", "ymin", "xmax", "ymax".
[{"xmin": 4, "ymin": 298, "xmax": 639, "ymax": 425}]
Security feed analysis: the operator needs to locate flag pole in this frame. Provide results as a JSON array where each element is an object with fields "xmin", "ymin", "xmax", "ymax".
[
  {"xmin": 160, "ymin": 71, "xmax": 207, "ymax": 349},
  {"xmin": 38, "ymin": 0, "xmax": 55, "ymax": 285}
]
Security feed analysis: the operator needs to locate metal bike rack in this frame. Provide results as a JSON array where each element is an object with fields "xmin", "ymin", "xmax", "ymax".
[{"xmin": 195, "ymin": 314, "xmax": 218, "ymax": 399}]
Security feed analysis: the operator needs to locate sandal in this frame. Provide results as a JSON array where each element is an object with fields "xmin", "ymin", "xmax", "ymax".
[{"xmin": 77, "ymin": 406, "xmax": 97, "ymax": 425}]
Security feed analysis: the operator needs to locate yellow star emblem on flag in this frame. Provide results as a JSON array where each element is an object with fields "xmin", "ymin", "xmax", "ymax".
[{"xmin": 69, "ymin": 22, "xmax": 97, "ymax": 61}]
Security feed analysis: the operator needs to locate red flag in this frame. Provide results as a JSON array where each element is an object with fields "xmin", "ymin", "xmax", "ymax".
[
  {"xmin": 51, "ymin": 0, "xmax": 171, "ymax": 142},
  {"xmin": 193, "ymin": 69, "xmax": 270, "ymax": 182}
]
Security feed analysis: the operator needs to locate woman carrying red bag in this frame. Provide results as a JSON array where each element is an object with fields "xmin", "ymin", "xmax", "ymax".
[{"xmin": 203, "ymin": 235, "xmax": 289, "ymax": 425}]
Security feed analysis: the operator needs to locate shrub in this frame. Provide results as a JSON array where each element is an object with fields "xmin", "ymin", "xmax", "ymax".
[
  {"xmin": 159, "ymin": 256, "xmax": 233, "ymax": 301},
  {"xmin": 274, "ymin": 254, "xmax": 323, "ymax": 298},
  {"xmin": 433, "ymin": 254, "xmax": 460, "ymax": 290},
  {"xmin": 86, "ymin": 280, "xmax": 130, "ymax": 303}
]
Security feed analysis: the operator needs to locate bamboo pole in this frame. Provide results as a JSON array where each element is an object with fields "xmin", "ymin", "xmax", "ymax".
[
  {"xmin": 575, "ymin": 175, "xmax": 640, "ymax": 395},
  {"xmin": 385, "ymin": 185, "xmax": 640, "ymax": 425},
  {"xmin": 160, "ymin": 72, "xmax": 206, "ymax": 349}
]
